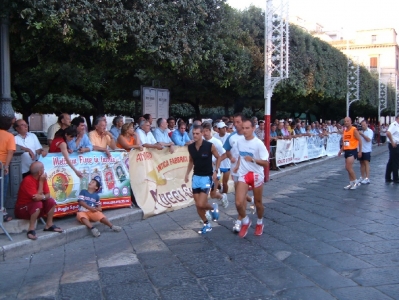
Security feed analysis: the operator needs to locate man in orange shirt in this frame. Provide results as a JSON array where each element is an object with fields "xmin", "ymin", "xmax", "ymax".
[
  {"xmin": 89, "ymin": 119, "xmax": 116, "ymax": 158},
  {"xmin": 338, "ymin": 117, "xmax": 362, "ymax": 190},
  {"xmin": 15, "ymin": 161, "xmax": 63, "ymax": 240},
  {"xmin": 0, "ymin": 117, "xmax": 16, "ymax": 222}
]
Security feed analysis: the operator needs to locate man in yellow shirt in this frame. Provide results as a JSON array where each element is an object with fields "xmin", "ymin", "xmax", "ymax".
[{"xmin": 89, "ymin": 119, "xmax": 116, "ymax": 158}]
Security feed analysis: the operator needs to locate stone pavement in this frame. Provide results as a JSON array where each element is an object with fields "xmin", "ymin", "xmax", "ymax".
[{"xmin": 2, "ymin": 145, "xmax": 399, "ymax": 299}]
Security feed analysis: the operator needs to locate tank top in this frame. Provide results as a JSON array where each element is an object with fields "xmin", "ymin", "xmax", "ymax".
[
  {"xmin": 117, "ymin": 135, "xmax": 135, "ymax": 150},
  {"xmin": 188, "ymin": 140, "xmax": 213, "ymax": 176},
  {"xmin": 49, "ymin": 137, "xmax": 64, "ymax": 153},
  {"xmin": 343, "ymin": 126, "xmax": 358, "ymax": 150}
]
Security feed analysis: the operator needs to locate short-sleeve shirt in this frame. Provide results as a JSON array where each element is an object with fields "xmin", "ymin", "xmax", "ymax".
[
  {"xmin": 223, "ymin": 132, "xmax": 243, "ymax": 176},
  {"xmin": 16, "ymin": 175, "xmax": 50, "ymax": 207},
  {"xmin": 171, "ymin": 130, "xmax": 191, "ymax": 146},
  {"xmin": 15, "ymin": 132, "xmax": 43, "ymax": 173},
  {"xmin": 237, "ymin": 137, "xmax": 269, "ymax": 176},
  {"xmin": 0, "ymin": 130, "xmax": 16, "ymax": 166},
  {"xmin": 136, "ymin": 128, "xmax": 157, "ymax": 145},
  {"xmin": 78, "ymin": 189, "xmax": 100, "ymax": 212},
  {"xmin": 153, "ymin": 128, "xmax": 173, "ymax": 144},
  {"xmin": 388, "ymin": 122, "xmax": 399, "ymax": 143},
  {"xmin": 360, "ymin": 128, "xmax": 373, "ymax": 153},
  {"xmin": 67, "ymin": 134, "xmax": 93, "ymax": 152},
  {"xmin": 205, "ymin": 137, "xmax": 227, "ymax": 169},
  {"xmin": 89, "ymin": 130, "xmax": 112, "ymax": 148}
]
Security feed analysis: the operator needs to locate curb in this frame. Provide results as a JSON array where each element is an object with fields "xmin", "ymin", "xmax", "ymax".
[{"xmin": 0, "ymin": 208, "xmax": 143, "ymax": 261}]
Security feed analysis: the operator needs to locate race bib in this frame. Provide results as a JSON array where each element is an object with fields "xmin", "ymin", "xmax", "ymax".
[{"xmin": 344, "ymin": 141, "xmax": 349, "ymax": 147}]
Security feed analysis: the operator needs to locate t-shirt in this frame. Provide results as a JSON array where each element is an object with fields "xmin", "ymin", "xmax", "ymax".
[
  {"xmin": 205, "ymin": 137, "xmax": 227, "ymax": 169},
  {"xmin": 213, "ymin": 133, "xmax": 231, "ymax": 169},
  {"xmin": 78, "ymin": 189, "xmax": 100, "ymax": 212},
  {"xmin": 16, "ymin": 175, "xmax": 50, "ymax": 207},
  {"xmin": 171, "ymin": 130, "xmax": 191, "ymax": 146},
  {"xmin": 136, "ymin": 128, "xmax": 157, "ymax": 145},
  {"xmin": 237, "ymin": 137, "xmax": 269, "ymax": 176},
  {"xmin": 153, "ymin": 128, "xmax": 173, "ymax": 144},
  {"xmin": 223, "ymin": 132, "xmax": 243, "ymax": 176},
  {"xmin": 387, "ymin": 121, "xmax": 399, "ymax": 143},
  {"xmin": 360, "ymin": 128, "xmax": 373, "ymax": 153},
  {"xmin": 49, "ymin": 137, "xmax": 65, "ymax": 153},
  {"xmin": 89, "ymin": 130, "xmax": 112, "ymax": 148},
  {"xmin": 15, "ymin": 132, "xmax": 43, "ymax": 173},
  {"xmin": 0, "ymin": 130, "xmax": 16, "ymax": 165}
]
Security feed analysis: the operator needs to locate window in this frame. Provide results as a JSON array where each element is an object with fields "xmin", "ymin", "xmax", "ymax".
[
  {"xmin": 371, "ymin": 35, "xmax": 377, "ymax": 43},
  {"xmin": 370, "ymin": 57, "xmax": 378, "ymax": 68}
]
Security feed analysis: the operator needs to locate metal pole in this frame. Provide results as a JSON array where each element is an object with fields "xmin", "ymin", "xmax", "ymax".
[
  {"xmin": 0, "ymin": 17, "xmax": 14, "ymax": 118},
  {"xmin": 264, "ymin": 0, "xmax": 272, "ymax": 182},
  {"xmin": 396, "ymin": 74, "xmax": 398, "ymax": 116}
]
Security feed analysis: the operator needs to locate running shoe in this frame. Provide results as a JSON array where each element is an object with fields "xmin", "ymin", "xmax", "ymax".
[
  {"xmin": 361, "ymin": 178, "xmax": 370, "ymax": 184},
  {"xmin": 198, "ymin": 223, "xmax": 212, "ymax": 234},
  {"xmin": 111, "ymin": 225, "xmax": 122, "ymax": 232},
  {"xmin": 221, "ymin": 193, "xmax": 229, "ymax": 208},
  {"xmin": 205, "ymin": 210, "xmax": 213, "ymax": 222},
  {"xmin": 344, "ymin": 184, "xmax": 356, "ymax": 190},
  {"xmin": 233, "ymin": 220, "xmax": 242, "ymax": 233},
  {"xmin": 238, "ymin": 220, "xmax": 252, "ymax": 238},
  {"xmin": 254, "ymin": 223, "xmax": 264, "ymax": 236},
  {"xmin": 91, "ymin": 227, "xmax": 101, "ymax": 237},
  {"xmin": 211, "ymin": 203, "xmax": 219, "ymax": 221}
]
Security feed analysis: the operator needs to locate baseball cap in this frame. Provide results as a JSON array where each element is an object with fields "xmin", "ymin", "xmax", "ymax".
[{"xmin": 217, "ymin": 122, "xmax": 227, "ymax": 128}]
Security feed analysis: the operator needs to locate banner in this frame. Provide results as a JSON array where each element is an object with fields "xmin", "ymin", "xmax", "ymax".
[
  {"xmin": 129, "ymin": 147, "xmax": 194, "ymax": 219},
  {"xmin": 293, "ymin": 136, "xmax": 308, "ymax": 163},
  {"xmin": 39, "ymin": 151, "xmax": 132, "ymax": 217},
  {"xmin": 276, "ymin": 139, "xmax": 294, "ymax": 167},
  {"xmin": 307, "ymin": 135, "xmax": 326, "ymax": 159},
  {"xmin": 326, "ymin": 133, "xmax": 342, "ymax": 156}
]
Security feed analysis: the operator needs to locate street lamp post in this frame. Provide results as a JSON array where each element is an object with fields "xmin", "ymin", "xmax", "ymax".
[
  {"xmin": 264, "ymin": 0, "xmax": 289, "ymax": 182},
  {"xmin": 396, "ymin": 74, "xmax": 399, "ymax": 117},
  {"xmin": 0, "ymin": 17, "xmax": 14, "ymax": 118},
  {"xmin": 346, "ymin": 57, "xmax": 360, "ymax": 117}
]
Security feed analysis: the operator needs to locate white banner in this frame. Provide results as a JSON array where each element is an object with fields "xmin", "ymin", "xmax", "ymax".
[
  {"xmin": 293, "ymin": 136, "xmax": 309, "ymax": 163},
  {"xmin": 307, "ymin": 135, "xmax": 326, "ymax": 159},
  {"xmin": 326, "ymin": 133, "xmax": 342, "ymax": 156},
  {"xmin": 276, "ymin": 139, "xmax": 294, "ymax": 167}
]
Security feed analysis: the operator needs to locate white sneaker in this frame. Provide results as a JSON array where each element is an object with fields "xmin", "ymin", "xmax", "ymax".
[
  {"xmin": 221, "ymin": 193, "xmax": 229, "ymax": 208},
  {"xmin": 91, "ymin": 227, "xmax": 101, "ymax": 237},
  {"xmin": 111, "ymin": 225, "xmax": 122, "ymax": 232},
  {"xmin": 361, "ymin": 178, "xmax": 370, "ymax": 184},
  {"xmin": 233, "ymin": 220, "xmax": 242, "ymax": 233},
  {"xmin": 344, "ymin": 184, "xmax": 356, "ymax": 190}
]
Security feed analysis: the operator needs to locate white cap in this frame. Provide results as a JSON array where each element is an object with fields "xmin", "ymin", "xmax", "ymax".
[{"xmin": 217, "ymin": 122, "xmax": 227, "ymax": 128}]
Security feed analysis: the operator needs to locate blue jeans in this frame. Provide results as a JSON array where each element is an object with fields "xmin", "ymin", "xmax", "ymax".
[{"xmin": 0, "ymin": 172, "xmax": 9, "ymax": 207}]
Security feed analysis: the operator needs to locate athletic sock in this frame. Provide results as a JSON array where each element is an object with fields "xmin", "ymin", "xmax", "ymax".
[
  {"xmin": 257, "ymin": 219, "xmax": 263, "ymax": 225},
  {"xmin": 350, "ymin": 180, "xmax": 356, "ymax": 185},
  {"xmin": 242, "ymin": 216, "xmax": 249, "ymax": 225}
]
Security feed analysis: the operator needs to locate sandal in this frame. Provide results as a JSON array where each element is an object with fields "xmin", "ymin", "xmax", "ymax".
[
  {"xmin": 2, "ymin": 210, "xmax": 12, "ymax": 222},
  {"xmin": 27, "ymin": 230, "xmax": 37, "ymax": 240},
  {"xmin": 43, "ymin": 224, "xmax": 63, "ymax": 233}
]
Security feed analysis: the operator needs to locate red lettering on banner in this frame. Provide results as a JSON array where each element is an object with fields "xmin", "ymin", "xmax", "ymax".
[
  {"xmin": 136, "ymin": 152, "xmax": 153, "ymax": 162},
  {"xmin": 169, "ymin": 156, "xmax": 188, "ymax": 165},
  {"xmin": 79, "ymin": 156, "xmax": 93, "ymax": 164},
  {"xmin": 53, "ymin": 156, "xmax": 77, "ymax": 166},
  {"xmin": 157, "ymin": 160, "xmax": 170, "ymax": 172},
  {"xmin": 149, "ymin": 184, "xmax": 193, "ymax": 208}
]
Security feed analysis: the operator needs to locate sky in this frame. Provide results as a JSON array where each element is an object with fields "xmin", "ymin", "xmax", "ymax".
[{"xmin": 226, "ymin": 0, "xmax": 399, "ymax": 39}]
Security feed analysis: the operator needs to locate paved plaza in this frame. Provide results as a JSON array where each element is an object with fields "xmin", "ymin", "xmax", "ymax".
[{"xmin": 2, "ymin": 146, "xmax": 399, "ymax": 299}]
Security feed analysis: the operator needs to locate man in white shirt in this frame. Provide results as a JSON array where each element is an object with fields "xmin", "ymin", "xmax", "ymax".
[
  {"xmin": 214, "ymin": 122, "xmax": 231, "ymax": 194},
  {"xmin": 14, "ymin": 119, "xmax": 47, "ymax": 177},
  {"xmin": 358, "ymin": 120, "xmax": 373, "ymax": 184},
  {"xmin": 385, "ymin": 116, "xmax": 399, "ymax": 183},
  {"xmin": 153, "ymin": 118, "xmax": 175, "ymax": 153},
  {"xmin": 136, "ymin": 120, "xmax": 163, "ymax": 150},
  {"xmin": 233, "ymin": 119, "xmax": 269, "ymax": 238}
]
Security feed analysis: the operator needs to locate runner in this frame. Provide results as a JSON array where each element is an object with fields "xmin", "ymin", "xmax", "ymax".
[
  {"xmin": 233, "ymin": 119, "xmax": 269, "ymax": 237},
  {"xmin": 202, "ymin": 122, "xmax": 228, "ymax": 209},
  {"xmin": 184, "ymin": 124, "xmax": 222, "ymax": 234},
  {"xmin": 358, "ymin": 120, "xmax": 373, "ymax": 184},
  {"xmin": 222, "ymin": 113, "xmax": 254, "ymax": 233},
  {"xmin": 214, "ymin": 121, "xmax": 231, "ymax": 194},
  {"xmin": 338, "ymin": 117, "xmax": 362, "ymax": 189}
]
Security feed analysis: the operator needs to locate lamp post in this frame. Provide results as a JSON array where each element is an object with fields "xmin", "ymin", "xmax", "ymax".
[
  {"xmin": 346, "ymin": 57, "xmax": 360, "ymax": 117},
  {"xmin": 264, "ymin": 0, "xmax": 289, "ymax": 182},
  {"xmin": 0, "ymin": 17, "xmax": 14, "ymax": 118},
  {"xmin": 396, "ymin": 74, "xmax": 399, "ymax": 116}
]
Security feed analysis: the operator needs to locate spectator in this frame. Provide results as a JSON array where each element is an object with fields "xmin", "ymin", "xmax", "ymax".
[
  {"xmin": 136, "ymin": 120, "xmax": 163, "ymax": 150},
  {"xmin": 171, "ymin": 122, "xmax": 193, "ymax": 146},
  {"xmin": 300, "ymin": 121, "xmax": 306, "ymax": 134},
  {"xmin": 189, "ymin": 119, "xmax": 202, "ymax": 140},
  {"xmin": 153, "ymin": 118, "xmax": 175, "ymax": 153},
  {"xmin": 0, "ymin": 116, "xmax": 15, "ymax": 222},
  {"xmin": 135, "ymin": 116, "xmax": 145, "ymax": 130},
  {"xmin": 276, "ymin": 122, "xmax": 284, "ymax": 137},
  {"xmin": 310, "ymin": 122, "xmax": 318, "ymax": 134},
  {"xmin": 49, "ymin": 127, "xmax": 83, "ymax": 178},
  {"xmin": 143, "ymin": 114, "xmax": 153, "ymax": 128},
  {"xmin": 294, "ymin": 122, "xmax": 302, "ymax": 135},
  {"xmin": 305, "ymin": 125, "xmax": 312, "ymax": 134},
  {"xmin": 270, "ymin": 124, "xmax": 278, "ymax": 170},
  {"xmin": 251, "ymin": 116, "xmax": 259, "ymax": 128},
  {"xmin": 14, "ymin": 119, "xmax": 47, "ymax": 178},
  {"xmin": 254, "ymin": 121, "xmax": 265, "ymax": 141},
  {"xmin": 89, "ymin": 119, "xmax": 117, "ymax": 157},
  {"xmin": 76, "ymin": 179, "xmax": 122, "ymax": 237},
  {"xmin": 380, "ymin": 124, "xmax": 387, "ymax": 143},
  {"xmin": 213, "ymin": 122, "xmax": 220, "ymax": 135},
  {"xmin": 47, "ymin": 113, "xmax": 71, "ymax": 145},
  {"xmin": 116, "ymin": 123, "xmax": 143, "ymax": 151},
  {"xmin": 109, "ymin": 116, "xmax": 124, "ymax": 140},
  {"xmin": 289, "ymin": 121, "xmax": 296, "ymax": 135},
  {"xmin": 166, "ymin": 117, "xmax": 176, "ymax": 134},
  {"xmin": 69, "ymin": 116, "xmax": 93, "ymax": 154},
  {"xmin": 358, "ymin": 120, "xmax": 373, "ymax": 184},
  {"xmin": 15, "ymin": 161, "xmax": 63, "ymax": 240},
  {"xmin": 283, "ymin": 122, "xmax": 292, "ymax": 137},
  {"xmin": 385, "ymin": 116, "xmax": 399, "ymax": 182}
]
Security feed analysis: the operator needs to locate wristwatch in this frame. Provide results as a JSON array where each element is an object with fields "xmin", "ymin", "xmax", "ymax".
[{"xmin": 252, "ymin": 158, "xmax": 256, "ymax": 163}]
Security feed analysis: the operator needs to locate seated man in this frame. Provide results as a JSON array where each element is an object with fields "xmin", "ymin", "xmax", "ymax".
[
  {"xmin": 15, "ymin": 161, "xmax": 63, "ymax": 240},
  {"xmin": 68, "ymin": 116, "xmax": 93, "ymax": 153},
  {"xmin": 136, "ymin": 120, "xmax": 163, "ymax": 150},
  {"xmin": 89, "ymin": 118, "xmax": 116, "ymax": 157},
  {"xmin": 171, "ymin": 122, "xmax": 193, "ymax": 146},
  {"xmin": 153, "ymin": 118, "xmax": 175, "ymax": 153}
]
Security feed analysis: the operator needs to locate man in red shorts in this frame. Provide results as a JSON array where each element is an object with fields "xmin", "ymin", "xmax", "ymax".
[
  {"xmin": 15, "ymin": 161, "xmax": 63, "ymax": 240},
  {"xmin": 233, "ymin": 119, "xmax": 269, "ymax": 237}
]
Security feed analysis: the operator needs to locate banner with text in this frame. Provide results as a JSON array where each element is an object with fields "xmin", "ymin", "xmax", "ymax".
[
  {"xmin": 326, "ymin": 133, "xmax": 342, "ymax": 156},
  {"xmin": 129, "ymin": 147, "xmax": 194, "ymax": 219},
  {"xmin": 39, "ymin": 152, "xmax": 132, "ymax": 217},
  {"xmin": 276, "ymin": 139, "xmax": 294, "ymax": 167},
  {"xmin": 307, "ymin": 135, "xmax": 326, "ymax": 159},
  {"xmin": 293, "ymin": 137, "xmax": 309, "ymax": 163}
]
